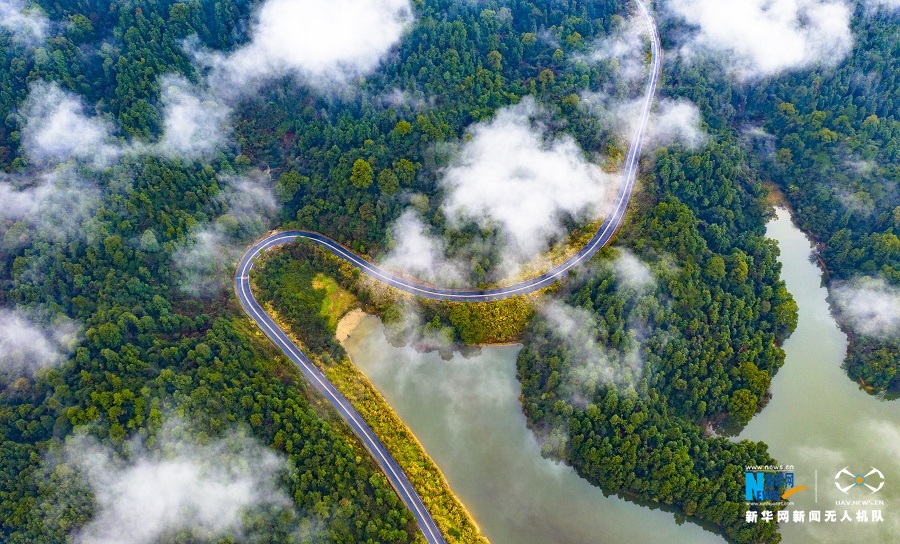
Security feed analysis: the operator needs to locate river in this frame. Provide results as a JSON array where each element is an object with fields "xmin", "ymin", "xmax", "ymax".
[
  {"xmin": 342, "ymin": 208, "xmax": 897, "ymax": 543},
  {"xmin": 344, "ymin": 316, "xmax": 721, "ymax": 544},
  {"xmin": 737, "ymin": 208, "xmax": 899, "ymax": 543}
]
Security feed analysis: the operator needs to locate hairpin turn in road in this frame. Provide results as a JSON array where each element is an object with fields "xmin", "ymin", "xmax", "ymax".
[{"xmin": 234, "ymin": 2, "xmax": 660, "ymax": 541}]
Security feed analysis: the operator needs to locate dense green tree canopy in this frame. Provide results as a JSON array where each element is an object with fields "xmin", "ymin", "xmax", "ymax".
[{"xmin": 0, "ymin": 1, "xmax": 893, "ymax": 544}]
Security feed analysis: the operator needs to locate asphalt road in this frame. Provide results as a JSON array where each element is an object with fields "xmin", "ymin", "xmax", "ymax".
[{"xmin": 234, "ymin": 2, "xmax": 661, "ymax": 542}]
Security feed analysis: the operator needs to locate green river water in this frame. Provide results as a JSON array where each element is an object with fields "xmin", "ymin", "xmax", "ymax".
[{"xmin": 342, "ymin": 208, "xmax": 897, "ymax": 543}]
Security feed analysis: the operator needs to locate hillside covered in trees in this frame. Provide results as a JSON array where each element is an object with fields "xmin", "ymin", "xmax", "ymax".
[
  {"xmin": 743, "ymin": 6, "xmax": 900, "ymax": 392},
  {"xmin": 0, "ymin": 0, "xmax": 894, "ymax": 543}
]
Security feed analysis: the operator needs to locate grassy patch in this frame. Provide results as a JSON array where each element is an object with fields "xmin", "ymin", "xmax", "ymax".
[
  {"xmin": 761, "ymin": 180, "xmax": 787, "ymax": 207},
  {"xmin": 252, "ymin": 244, "xmax": 488, "ymax": 544},
  {"xmin": 312, "ymin": 273, "xmax": 357, "ymax": 330},
  {"xmin": 443, "ymin": 296, "xmax": 536, "ymax": 345}
]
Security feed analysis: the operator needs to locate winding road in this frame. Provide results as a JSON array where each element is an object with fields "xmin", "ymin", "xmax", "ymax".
[{"xmin": 234, "ymin": 2, "xmax": 661, "ymax": 542}]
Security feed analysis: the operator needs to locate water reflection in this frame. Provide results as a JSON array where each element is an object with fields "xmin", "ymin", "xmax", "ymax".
[
  {"xmin": 738, "ymin": 209, "xmax": 899, "ymax": 543},
  {"xmin": 342, "ymin": 208, "xmax": 897, "ymax": 544},
  {"xmin": 344, "ymin": 318, "xmax": 721, "ymax": 544}
]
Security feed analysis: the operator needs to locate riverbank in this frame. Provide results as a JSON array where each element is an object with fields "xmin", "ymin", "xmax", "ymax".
[
  {"xmin": 343, "ymin": 316, "xmax": 723, "ymax": 544},
  {"xmin": 336, "ymin": 308, "xmax": 366, "ymax": 342},
  {"xmin": 334, "ymin": 311, "xmax": 487, "ymax": 543},
  {"xmin": 738, "ymin": 208, "xmax": 899, "ymax": 543},
  {"xmin": 250, "ymin": 249, "xmax": 489, "ymax": 544},
  {"xmin": 763, "ymin": 196, "xmax": 885, "ymax": 395},
  {"xmin": 341, "ymin": 209, "xmax": 899, "ymax": 544},
  {"xmin": 264, "ymin": 301, "xmax": 488, "ymax": 544}
]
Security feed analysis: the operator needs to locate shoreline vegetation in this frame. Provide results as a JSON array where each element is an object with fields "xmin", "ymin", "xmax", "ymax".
[
  {"xmin": 761, "ymin": 187, "xmax": 884, "ymax": 396},
  {"xmin": 251, "ymin": 147, "xmax": 797, "ymax": 543},
  {"xmin": 5, "ymin": 1, "xmax": 894, "ymax": 542},
  {"xmin": 748, "ymin": 51, "xmax": 900, "ymax": 393},
  {"xmin": 332, "ymin": 315, "xmax": 488, "ymax": 544},
  {"xmin": 250, "ymin": 246, "xmax": 489, "ymax": 544}
]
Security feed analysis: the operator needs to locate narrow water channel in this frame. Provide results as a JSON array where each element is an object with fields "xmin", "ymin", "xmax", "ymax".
[
  {"xmin": 737, "ymin": 208, "xmax": 898, "ymax": 543},
  {"xmin": 342, "ymin": 208, "xmax": 897, "ymax": 543}
]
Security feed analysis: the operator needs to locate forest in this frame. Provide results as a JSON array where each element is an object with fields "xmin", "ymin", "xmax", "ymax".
[
  {"xmin": 1, "ymin": 0, "xmax": 423, "ymax": 541},
  {"xmin": 742, "ymin": 7, "xmax": 899, "ymax": 392},
  {"xmin": 0, "ymin": 0, "xmax": 647, "ymax": 542},
  {"xmin": 516, "ymin": 140, "xmax": 796, "ymax": 543},
  {"xmin": 251, "ymin": 242, "xmax": 488, "ymax": 543},
  {"xmin": 0, "ymin": 0, "xmax": 894, "ymax": 543}
]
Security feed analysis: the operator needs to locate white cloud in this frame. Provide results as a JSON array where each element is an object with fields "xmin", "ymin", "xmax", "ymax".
[
  {"xmin": 834, "ymin": 188, "xmax": 875, "ymax": 218},
  {"xmin": 647, "ymin": 99, "xmax": 707, "ymax": 149},
  {"xmin": 379, "ymin": 100, "xmax": 660, "ymax": 284},
  {"xmin": 584, "ymin": 93, "xmax": 707, "ymax": 150},
  {"xmin": 866, "ymin": 418, "xmax": 900, "ymax": 467},
  {"xmin": 579, "ymin": 14, "xmax": 707, "ymax": 151},
  {"xmin": 664, "ymin": 0, "xmax": 854, "ymax": 79},
  {"xmin": 845, "ymin": 158, "xmax": 876, "ymax": 175},
  {"xmin": 0, "ymin": 168, "xmax": 100, "ymax": 248},
  {"xmin": 831, "ymin": 276, "xmax": 900, "ymax": 339},
  {"xmin": 21, "ymin": 82, "xmax": 120, "ymax": 167},
  {"xmin": 381, "ymin": 88, "xmax": 430, "ymax": 111},
  {"xmin": 22, "ymin": 77, "xmax": 231, "ymax": 164},
  {"xmin": 64, "ymin": 430, "xmax": 293, "ymax": 544},
  {"xmin": 0, "ymin": 173, "xmax": 55, "ymax": 221},
  {"xmin": 742, "ymin": 124, "xmax": 777, "ymax": 158},
  {"xmin": 0, "ymin": 0, "xmax": 48, "ymax": 45},
  {"xmin": 791, "ymin": 443, "xmax": 843, "ymax": 468},
  {"xmin": 439, "ymin": 98, "xmax": 616, "ymax": 270},
  {"xmin": 540, "ymin": 300, "xmax": 644, "ymax": 401},
  {"xmin": 155, "ymin": 75, "xmax": 231, "ymax": 160},
  {"xmin": 17, "ymin": 0, "xmax": 414, "ymax": 168},
  {"xmin": 154, "ymin": 0, "xmax": 415, "ymax": 161},
  {"xmin": 173, "ymin": 229, "xmax": 233, "ymax": 297},
  {"xmin": 612, "ymin": 249, "xmax": 655, "ymax": 290},
  {"xmin": 173, "ymin": 175, "xmax": 277, "ymax": 297},
  {"xmin": 379, "ymin": 209, "xmax": 465, "ymax": 285},
  {"xmin": 220, "ymin": 176, "xmax": 279, "ymax": 233},
  {"xmin": 208, "ymin": 0, "xmax": 414, "ymax": 91},
  {"xmin": 535, "ymin": 252, "xmax": 657, "ymax": 401},
  {"xmin": 0, "ymin": 308, "xmax": 78, "ymax": 377},
  {"xmin": 581, "ymin": 13, "xmax": 649, "ymax": 91}
]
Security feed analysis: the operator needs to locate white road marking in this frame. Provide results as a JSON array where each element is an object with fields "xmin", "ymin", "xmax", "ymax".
[{"xmin": 233, "ymin": 2, "xmax": 660, "ymax": 542}]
